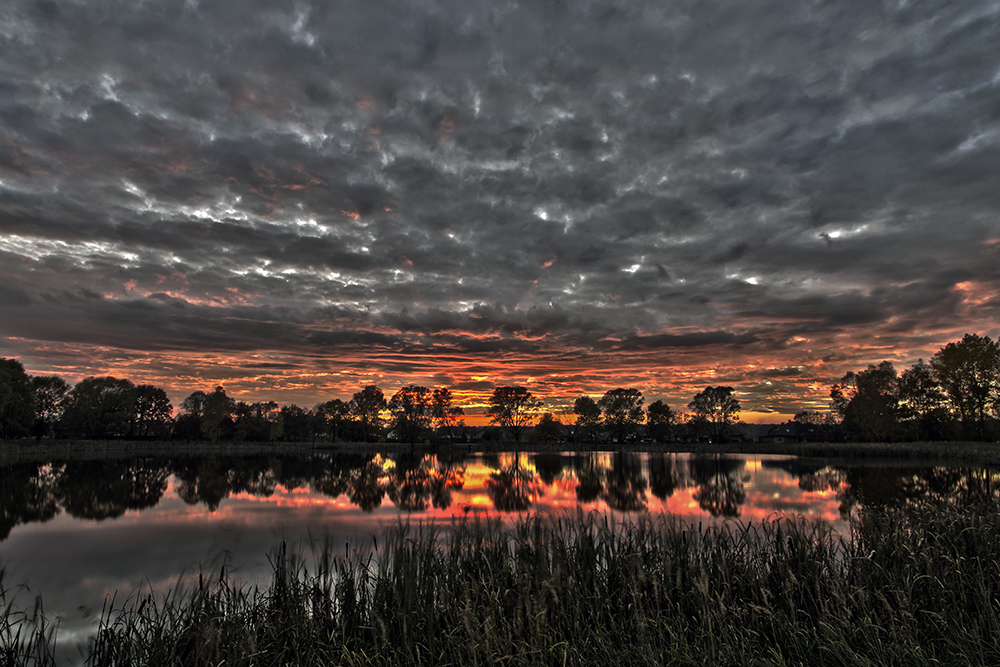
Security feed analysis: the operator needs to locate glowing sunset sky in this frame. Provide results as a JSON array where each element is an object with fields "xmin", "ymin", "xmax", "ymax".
[{"xmin": 1, "ymin": 0, "xmax": 999, "ymax": 420}]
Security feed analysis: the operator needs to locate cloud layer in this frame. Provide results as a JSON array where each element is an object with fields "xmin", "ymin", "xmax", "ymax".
[{"xmin": 2, "ymin": 0, "xmax": 999, "ymax": 417}]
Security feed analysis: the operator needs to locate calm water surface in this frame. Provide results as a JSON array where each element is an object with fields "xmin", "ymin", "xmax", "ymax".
[{"xmin": 1, "ymin": 449, "xmax": 997, "ymax": 660}]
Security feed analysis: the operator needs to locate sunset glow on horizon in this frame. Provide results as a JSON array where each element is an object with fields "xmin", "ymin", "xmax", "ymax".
[{"xmin": 2, "ymin": 0, "xmax": 999, "ymax": 420}]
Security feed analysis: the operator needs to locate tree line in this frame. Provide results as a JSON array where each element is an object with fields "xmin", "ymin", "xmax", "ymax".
[
  {"xmin": 1, "ymin": 332, "xmax": 997, "ymax": 443},
  {"xmin": 0, "ymin": 360, "xmax": 738, "ymax": 444},
  {"xmin": 829, "ymin": 333, "xmax": 1000, "ymax": 442}
]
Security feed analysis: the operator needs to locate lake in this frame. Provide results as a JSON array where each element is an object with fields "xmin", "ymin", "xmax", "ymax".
[{"xmin": 1, "ymin": 449, "xmax": 997, "ymax": 662}]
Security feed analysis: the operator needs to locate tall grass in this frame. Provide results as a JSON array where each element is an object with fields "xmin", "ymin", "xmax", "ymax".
[{"xmin": 4, "ymin": 502, "xmax": 1000, "ymax": 666}]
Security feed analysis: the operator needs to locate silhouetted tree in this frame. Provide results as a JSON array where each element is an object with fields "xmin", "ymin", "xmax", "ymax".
[
  {"xmin": 388, "ymin": 385, "xmax": 433, "ymax": 443},
  {"xmin": 646, "ymin": 400, "xmax": 678, "ymax": 442},
  {"xmin": 175, "ymin": 390, "xmax": 207, "ymax": 440},
  {"xmin": 931, "ymin": 333, "xmax": 1000, "ymax": 440},
  {"xmin": 280, "ymin": 404, "xmax": 314, "ymax": 442},
  {"xmin": 899, "ymin": 360, "xmax": 953, "ymax": 440},
  {"xmin": 831, "ymin": 362, "xmax": 902, "ymax": 442},
  {"xmin": 688, "ymin": 386, "xmax": 741, "ymax": 442},
  {"xmin": 134, "ymin": 384, "xmax": 173, "ymax": 438},
  {"xmin": 0, "ymin": 358, "xmax": 35, "ymax": 440},
  {"xmin": 573, "ymin": 396, "xmax": 602, "ymax": 443},
  {"xmin": 599, "ymin": 388, "xmax": 645, "ymax": 444},
  {"xmin": 431, "ymin": 387, "xmax": 465, "ymax": 440},
  {"xmin": 793, "ymin": 410, "xmax": 841, "ymax": 441},
  {"xmin": 486, "ymin": 386, "xmax": 542, "ymax": 443},
  {"xmin": 30, "ymin": 374, "xmax": 69, "ymax": 439},
  {"xmin": 351, "ymin": 385, "xmax": 386, "ymax": 443},
  {"xmin": 201, "ymin": 386, "xmax": 235, "ymax": 442},
  {"xmin": 60, "ymin": 376, "xmax": 137, "ymax": 439},
  {"xmin": 315, "ymin": 398, "xmax": 351, "ymax": 442},
  {"xmin": 533, "ymin": 412, "xmax": 564, "ymax": 442},
  {"xmin": 233, "ymin": 401, "xmax": 281, "ymax": 442},
  {"xmin": 181, "ymin": 391, "xmax": 207, "ymax": 417}
]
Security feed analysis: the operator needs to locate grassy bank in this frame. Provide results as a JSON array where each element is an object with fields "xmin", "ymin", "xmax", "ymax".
[
  {"xmin": 4, "ymin": 502, "xmax": 1000, "ymax": 666},
  {"xmin": 3, "ymin": 438, "xmax": 1000, "ymax": 466}
]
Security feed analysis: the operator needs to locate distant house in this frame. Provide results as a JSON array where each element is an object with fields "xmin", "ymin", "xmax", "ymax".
[{"xmin": 762, "ymin": 421, "xmax": 820, "ymax": 444}]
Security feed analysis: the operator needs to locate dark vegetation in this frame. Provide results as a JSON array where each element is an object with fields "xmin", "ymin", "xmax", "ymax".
[
  {"xmin": 3, "ymin": 500, "xmax": 1000, "ymax": 666},
  {"xmin": 2, "ymin": 332, "xmax": 999, "ymax": 445}
]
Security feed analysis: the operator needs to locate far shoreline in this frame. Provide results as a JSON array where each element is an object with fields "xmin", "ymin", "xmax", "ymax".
[{"xmin": 2, "ymin": 438, "xmax": 999, "ymax": 466}]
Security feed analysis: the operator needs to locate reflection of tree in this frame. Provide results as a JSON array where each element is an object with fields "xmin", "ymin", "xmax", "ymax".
[
  {"xmin": 348, "ymin": 456, "xmax": 387, "ymax": 512},
  {"xmin": 487, "ymin": 456, "xmax": 543, "ymax": 512},
  {"xmin": 648, "ymin": 453, "xmax": 682, "ymax": 500},
  {"xmin": 429, "ymin": 460, "xmax": 465, "ymax": 510},
  {"xmin": 0, "ymin": 463, "xmax": 60, "ymax": 540},
  {"xmin": 836, "ymin": 466, "xmax": 1000, "ymax": 515},
  {"xmin": 796, "ymin": 467, "xmax": 846, "ymax": 494},
  {"xmin": 271, "ymin": 456, "xmax": 316, "ymax": 492},
  {"xmin": 601, "ymin": 452, "xmax": 647, "ymax": 511},
  {"xmin": 227, "ymin": 458, "xmax": 277, "ymax": 497},
  {"xmin": 689, "ymin": 455, "xmax": 748, "ymax": 517},
  {"xmin": 573, "ymin": 454, "xmax": 604, "ymax": 503},
  {"xmin": 58, "ymin": 460, "xmax": 168, "ymax": 520},
  {"xmin": 386, "ymin": 454, "xmax": 433, "ymax": 511},
  {"xmin": 531, "ymin": 454, "xmax": 565, "ymax": 485},
  {"xmin": 174, "ymin": 459, "xmax": 231, "ymax": 511},
  {"xmin": 309, "ymin": 454, "xmax": 369, "ymax": 499},
  {"xmin": 571, "ymin": 453, "xmax": 653, "ymax": 512}
]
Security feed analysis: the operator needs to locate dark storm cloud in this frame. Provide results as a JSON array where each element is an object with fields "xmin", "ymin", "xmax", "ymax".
[{"xmin": 2, "ymin": 0, "xmax": 1000, "ymax": 406}]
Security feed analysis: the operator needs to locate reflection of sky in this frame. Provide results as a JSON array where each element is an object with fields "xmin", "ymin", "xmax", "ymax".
[{"xmin": 0, "ymin": 452, "xmax": 846, "ymax": 660}]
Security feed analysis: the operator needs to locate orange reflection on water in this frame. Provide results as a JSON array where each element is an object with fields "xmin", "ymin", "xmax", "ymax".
[{"xmin": 164, "ymin": 452, "xmax": 852, "ymax": 533}]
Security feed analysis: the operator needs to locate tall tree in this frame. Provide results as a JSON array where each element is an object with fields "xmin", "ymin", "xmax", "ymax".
[
  {"xmin": 180, "ymin": 391, "xmax": 207, "ymax": 418},
  {"xmin": 598, "ymin": 388, "xmax": 645, "ymax": 444},
  {"xmin": 688, "ymin": 386, "xmax": 741, "ymax": 443},
  {"xmin": 573, "ymin": 396, "xmax": 602, "ymax": 443},
  {"xmin": 133, "ymin": 384, "xmax": 173, "ymax": 438},
  {"xmin": 431, "ymin": 387, "xmax": 465, "ymax": 440},
  {"xmin": 201, "ymin": 386, "xmax": 235, "ymax": 442},
  {"xmin": 0, "ymin": 358, "xmax": 35, "ymax": 440},
  {"xmin": 60, "ymin": 377, "xmax": 137, "ymax": 439},
  {"xmin": 233, "ymin": 401, "xmax": 281, "ymax": 442},
  {"xmin": 646, "ymin": 400, "xmax": 678, "ymax": 443},
  {"xmin": 280, "ymin": 404, "xmax": 314, "ymax": 442},
  {"xmin": 351, "ymin": 385, "xmax": 387, "ymax": 443},
  {"xmin": 930, "ymin": 333, "xmax": 1000, "ymax": 440},
  {"xmin": 30, "ymin": 375, "xmax": 70, "ymax": 439},
  {"xmin": 533, "ymin": 412, "xmax": 564, "ymax": 442},
  {"xmin": 175, "ymin": 390, "xmax": 208, "ymax": 441},
  {"xmin": 899, "ymin": 360, "xmax": 951, "ymax": 440},
  {"xmin": 388, "ymin": 385, "xmax": 433, "ymax": 443},
  {"xmin": 486, "ymin": 386, "xmax": 542, "ymax": 443},
  {"xmin": 830, "ymin": 362, "xmax": 902, "ymax": 442},
  {"xmin": 315, "ymin": 398, "xmax": 351, "ymax": 442}
]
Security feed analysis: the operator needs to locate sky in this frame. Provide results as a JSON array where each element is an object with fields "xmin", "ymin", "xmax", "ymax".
[{"xmin": 2, "ymin": 0, "xmax": 999, "ymax": 422}]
